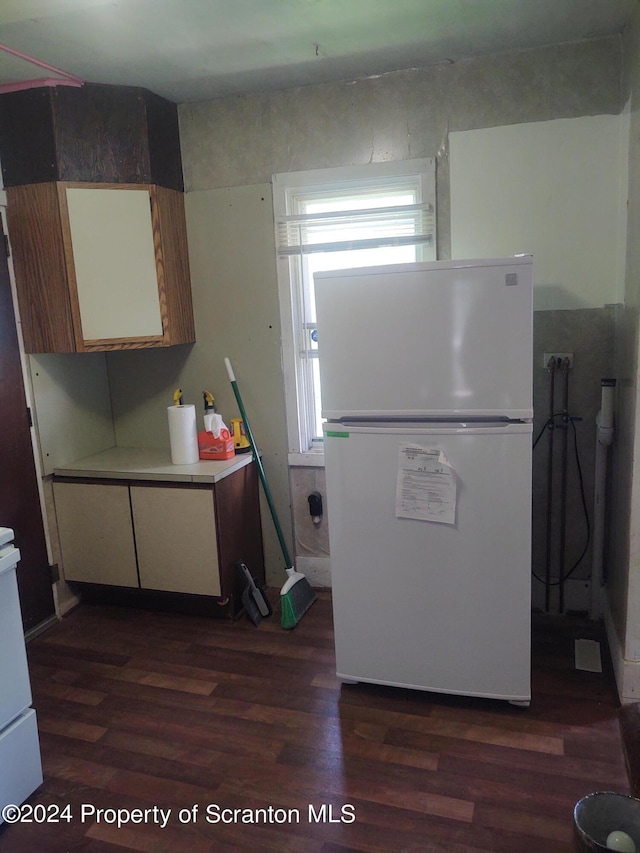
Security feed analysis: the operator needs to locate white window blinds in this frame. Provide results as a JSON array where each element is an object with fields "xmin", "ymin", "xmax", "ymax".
[{"xmin": 276, "ymin": 202, "xmax": 435, "ymax": 255}]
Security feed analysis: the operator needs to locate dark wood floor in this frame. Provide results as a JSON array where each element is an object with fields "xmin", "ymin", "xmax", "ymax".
[{"xmin": 0, "ymin": 591, "xmax": 629, "ymax": 852}]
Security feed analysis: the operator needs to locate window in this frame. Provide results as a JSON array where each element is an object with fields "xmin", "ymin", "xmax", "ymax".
[{"xmin": 273, "ymin": 159, "xmax": 436, "ymax": 462}]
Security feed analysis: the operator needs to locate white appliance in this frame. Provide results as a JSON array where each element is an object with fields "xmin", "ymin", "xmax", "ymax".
[
  {"xmin": 0, "ymin": 528, "xmax": 43, "ymax": 821},
  {"xmin": 315, "ymin": 256, "xmax": 533, "ymax": 704}
]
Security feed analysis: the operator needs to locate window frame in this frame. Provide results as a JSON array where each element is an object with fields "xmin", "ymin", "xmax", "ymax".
[{"xmin": 273, "ymin": 158, "xmax": 436, "ymax": 464}]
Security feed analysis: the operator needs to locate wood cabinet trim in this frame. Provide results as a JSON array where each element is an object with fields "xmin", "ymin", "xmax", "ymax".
[
  {"xmin": 61, "ymin": 181, "xmax": 153, "ymax": 192},
  {"xmin": 7, "ymin": 181, "xmax": 194, "ymax": 353},
  {"xmin": 150, "ymin": 185, "xmax": 195, "ymax": 346},
  {"xmin": 7, "ymin": 183, "xmax": 75, "ymax": 352},
  {"xmin": 149, "ymin": 186, "xmax": 170, "ymax": 339},
  {"xmin": 56, "ymin": 181, "xmax": 85, "ymax": 350},
  {"xmin": 81, "ymin": 335, "xmax": 165, "ymax": 350}
]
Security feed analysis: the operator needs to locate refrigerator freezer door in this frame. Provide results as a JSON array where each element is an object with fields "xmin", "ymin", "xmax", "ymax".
[
  {"xmin": 315, "ymin": 256, "xmax": 533, "ymax": 420},
  {"xmin": 323, "ymin": 421, "xmax": 532, "ymax": 701}
]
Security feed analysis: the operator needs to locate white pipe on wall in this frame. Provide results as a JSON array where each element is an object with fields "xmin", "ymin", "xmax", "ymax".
[{"xmin": 590, "ymin": 378, "xmax": 616, "ymax": 620}]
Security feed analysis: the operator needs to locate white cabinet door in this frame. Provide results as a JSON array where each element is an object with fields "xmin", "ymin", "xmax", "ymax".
[
  {"xmin": 53, "ymin": 481, "xmax": 138, "ymax": 586},
  {"xmin": 65, "ymin": 186, "xmax": 164, "ymax": 342},
  {"xmin": 130, "ymin": 486, "xmax": 221, "ymax": 596}
]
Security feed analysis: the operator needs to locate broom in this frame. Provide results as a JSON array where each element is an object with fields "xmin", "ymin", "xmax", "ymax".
[{"xmin": 224, "ymin": 358, "xmax": 317, "ymax": 629}]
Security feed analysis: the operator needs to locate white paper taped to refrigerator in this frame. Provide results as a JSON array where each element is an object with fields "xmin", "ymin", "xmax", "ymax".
[{"xmin": 395, "ymin": 444, "xmax": 456, "ymax": 524}]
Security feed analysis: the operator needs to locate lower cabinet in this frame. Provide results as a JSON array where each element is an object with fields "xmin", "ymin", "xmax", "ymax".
[
  {"xmin": 52, "ymin": 481, "xmax": 138, "ymax": 587},
  {"xmin": 130, "ymin": 485, "xmax": 220, "ymax": 596},
  {"xmin": 53, "ymin": 462, "xmax": 264, "ymax": 617}
]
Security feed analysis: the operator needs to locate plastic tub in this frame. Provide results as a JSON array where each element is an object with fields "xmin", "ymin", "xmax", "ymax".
[{"xmin": 574, "ymin": 792, "xmax": 640, "ymax": 851}]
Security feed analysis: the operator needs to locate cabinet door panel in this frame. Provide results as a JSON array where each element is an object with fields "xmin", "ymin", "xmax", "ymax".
[
  {"xmin": 130, "ymin": 486, "xmax": 220, "ymax": 596},
  {"xmin": 64, "ymin": 186, "xmax": 163, "ymax": 342},
  {"xmin": 53, "ymin": 482, "xmax": 138, "ymax": 586}
]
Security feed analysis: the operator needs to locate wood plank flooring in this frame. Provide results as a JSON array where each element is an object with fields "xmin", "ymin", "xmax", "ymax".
[{"xmin": 0, "ymin": 591, "xmax": 629, "ymax": 852}]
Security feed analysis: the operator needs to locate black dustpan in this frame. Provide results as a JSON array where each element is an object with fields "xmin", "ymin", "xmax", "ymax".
[{"xmin": 237, "ymin": 561, "xmax": 272, "ymax": 626}]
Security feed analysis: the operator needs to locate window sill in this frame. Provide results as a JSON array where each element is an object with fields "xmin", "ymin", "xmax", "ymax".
[{"xmin": 288, "ymin": 451, "xmax": 325, "ymax": 468}]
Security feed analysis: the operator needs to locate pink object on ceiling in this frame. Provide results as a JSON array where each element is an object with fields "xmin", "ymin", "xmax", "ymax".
[{"xmin": 0, "ymin": 42, "xmax": 84, "ymax": 94}]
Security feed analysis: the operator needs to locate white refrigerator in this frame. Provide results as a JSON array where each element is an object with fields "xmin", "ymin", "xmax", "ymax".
[{"xmin": 314, "ymin": 256, "xmax": 533, "ymax": 704}]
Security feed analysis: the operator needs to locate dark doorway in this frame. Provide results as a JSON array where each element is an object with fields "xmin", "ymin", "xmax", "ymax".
[{"xmin": 0, "ymin": 214, "xmax": 55, "ymax": 630}]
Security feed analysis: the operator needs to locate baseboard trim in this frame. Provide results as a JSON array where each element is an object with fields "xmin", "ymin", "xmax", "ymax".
[
  {"xmin": 25, "ymin": 613, "xmax": 59, "ymax": 643},
  {"xmin": 295, "ymin": 556, "xmax": 331, "ymax": 587},
  {"xmin": 603, "ymin": 597, "xmax": 640, "ymax": 703},
  {"xmin": 619, "ymin": 703, "xmax": 640, "ymax": 797}
]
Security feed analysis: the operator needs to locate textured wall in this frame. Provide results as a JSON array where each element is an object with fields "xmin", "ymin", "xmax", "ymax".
[
  {"xmin": 179, "ymin": 39, "xmax": 622, "ymax": 192},
  {"xmin": 161, "ymin": 36, "xmax": 626, "ymax": 587},
  {"xmin": 180, "ymin": 37, "xmax": 622, "ymax": 273}
]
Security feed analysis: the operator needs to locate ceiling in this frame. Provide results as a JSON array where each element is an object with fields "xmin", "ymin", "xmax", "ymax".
[{"xmin": 0, "ymin": 0, "xmax": 636, "ymax": 104}]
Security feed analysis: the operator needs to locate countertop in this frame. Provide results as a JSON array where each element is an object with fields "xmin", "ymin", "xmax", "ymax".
[{"xmin": 53, "ymin": 446, "xmax": 255, "ymax": 484}]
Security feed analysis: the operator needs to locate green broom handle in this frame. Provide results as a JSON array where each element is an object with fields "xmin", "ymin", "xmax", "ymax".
[{"xmin": 224, "ymin": 358, "xmax": 293, "ymax": 570}]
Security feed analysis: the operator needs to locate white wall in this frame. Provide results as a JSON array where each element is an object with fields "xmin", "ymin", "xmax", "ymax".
[
  {"xmin": 450, "ymin": 115, "xmax": 629, "ymax": 310},
  {"xmin": 29, "ymin": 353, "xmax": 115, "ymax": 475},
  {"xmin": 106, "ymin": 184, "xmax": 291, "ymax": 584},
  {"xmin": 607, "ymin": 7, "xmax": 640, "ymax": 702}
]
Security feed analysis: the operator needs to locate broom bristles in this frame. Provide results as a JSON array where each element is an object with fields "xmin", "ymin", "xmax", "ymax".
[{"xmin": 281, "ymin": 571, "xmax": 317, "ymax": 629}]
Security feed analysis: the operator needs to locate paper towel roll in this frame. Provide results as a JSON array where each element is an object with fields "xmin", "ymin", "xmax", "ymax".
[{"xmin": 167, "ymin": 404, "xmax": 199, "ymax": 464}]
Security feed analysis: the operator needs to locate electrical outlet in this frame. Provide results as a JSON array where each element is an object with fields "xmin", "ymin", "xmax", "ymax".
[{"xmin": 543, "ymin": 352, "xmax": 574, "ymax": 369}]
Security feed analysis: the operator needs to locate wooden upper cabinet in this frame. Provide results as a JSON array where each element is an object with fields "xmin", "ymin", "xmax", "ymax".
[
  {"xmin": 0, "ymin": 83, "xmax": 193, "ymax": 353},
  {"xmin": 7, "ymin": 182, "xmax": 195, "ymax": 353}
]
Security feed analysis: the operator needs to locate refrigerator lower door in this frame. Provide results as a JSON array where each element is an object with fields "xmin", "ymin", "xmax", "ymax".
[{"xmin": 324, "ymin": 421, "xmax": 532, "ymax": 702}]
